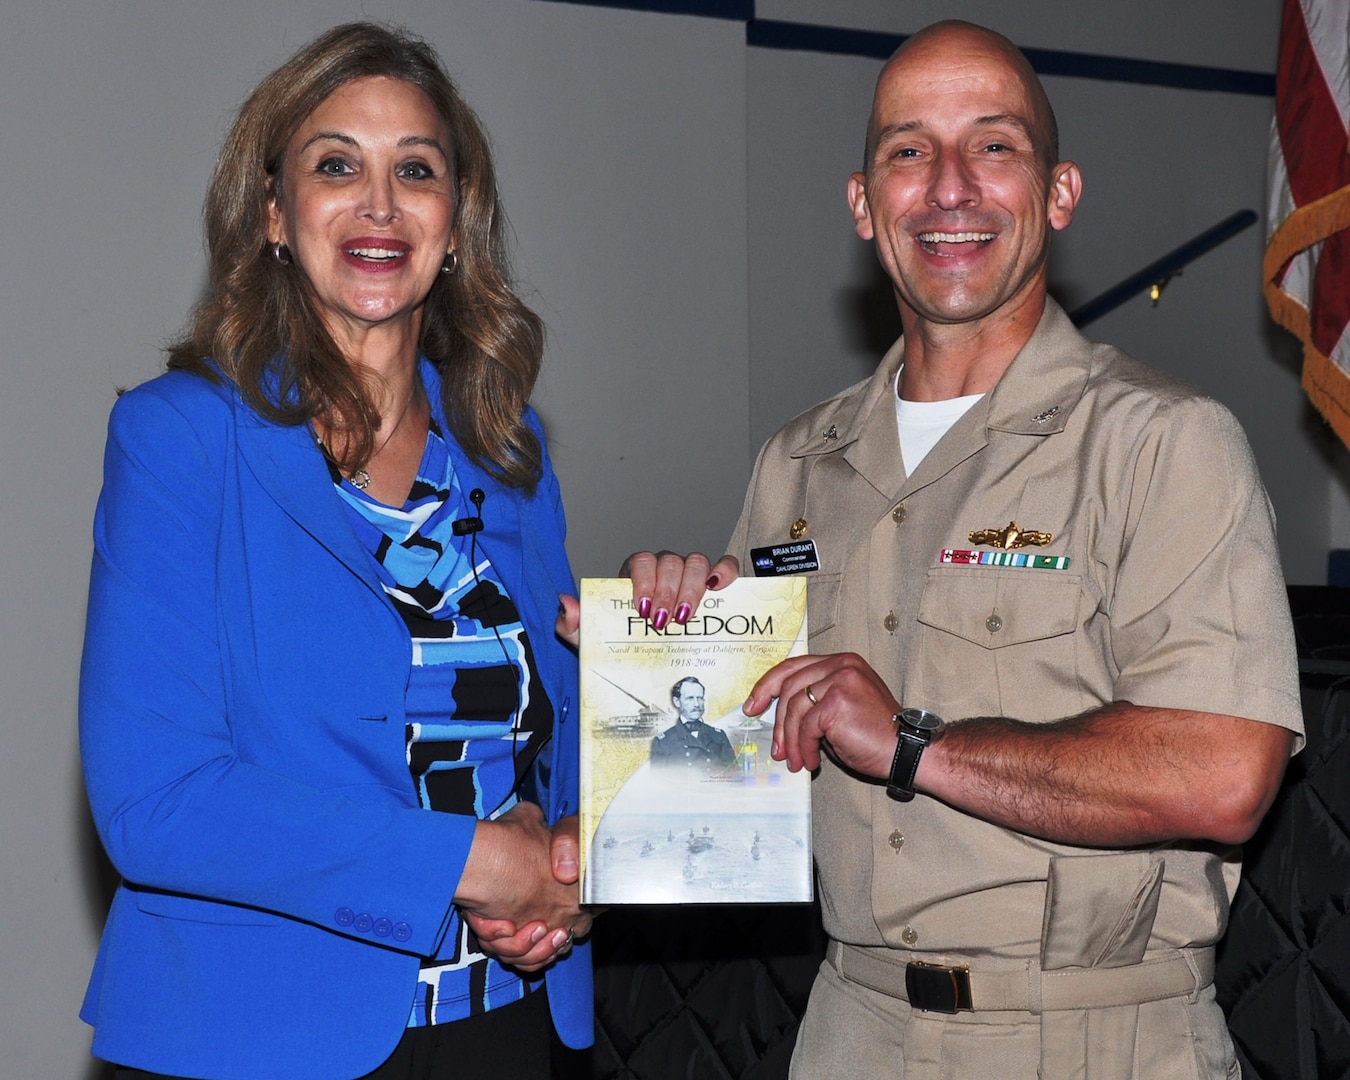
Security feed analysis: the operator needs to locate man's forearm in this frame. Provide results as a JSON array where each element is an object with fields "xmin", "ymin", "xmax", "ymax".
[{"xmin": 917, "ymin": 702, "xmax": 1293, "ymax": 847}]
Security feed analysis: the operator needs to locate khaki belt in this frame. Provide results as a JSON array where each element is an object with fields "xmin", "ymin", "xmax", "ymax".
[{"xmin": 827, "ymin": 941, "xmax": 1214, "ymax": 1014}]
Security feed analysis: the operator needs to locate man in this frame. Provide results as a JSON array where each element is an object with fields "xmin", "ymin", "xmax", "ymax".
[
  {"xmin": 628, "ymin": 19, "xmax": 1301, "ymax": 1079},
  {"xmin": 650, "ymin": 676, "xmax": 737, "ymax": 770}
]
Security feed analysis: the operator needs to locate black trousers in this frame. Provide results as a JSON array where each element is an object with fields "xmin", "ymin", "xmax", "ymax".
[{"xmin": 113, "ymin": 986, "xmax": 555, "ymax": 1080}]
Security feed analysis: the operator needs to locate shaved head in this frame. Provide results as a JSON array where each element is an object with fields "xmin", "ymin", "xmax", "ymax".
[
  {"xmin": 845, "ymin": 16, "xmax": 1083, "ymax": 340},
  {"xmin": 865, "ymin": 21, "xmax": 1059, "ymax": 173}
]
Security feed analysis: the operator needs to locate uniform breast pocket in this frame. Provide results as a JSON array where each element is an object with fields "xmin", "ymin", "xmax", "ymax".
[{"xmin": 913, "ymin": 567, "xmax": 1083, "ymax": 718}]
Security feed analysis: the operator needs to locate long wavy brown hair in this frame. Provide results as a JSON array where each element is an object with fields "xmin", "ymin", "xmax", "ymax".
[{"xmin": 168, "ymin": 22, "xmax": 545, "ymax": 489}]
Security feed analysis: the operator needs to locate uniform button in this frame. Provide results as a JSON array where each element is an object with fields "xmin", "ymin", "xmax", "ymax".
[
  {"xmin": 883, "ymin": 612, "xmax": 899, "ymax": 633},
  {"xmin": 334, "ymin": 907, "xmax": 355, "ymax": 927},
  {"xmin": 373, "ymin": 918, "xmax": 393, "ymax": 938},
  {"xmin": 888, "ymin": 830, "xmax": 905, "ymax": 852},
  {"xmin": 392, "ymin": 922, "xmax": 413, "ymax": 943},
  {"xmin": 790, "ymin": 518, "xmax": 809, "ymax": 540},
  {"xmin": 985, "ymin": 614, "xmax": 1003, "ymax": 633},
  {"xmin": 892, "ymin": 503, "xmax": 907, "ymax": 524},
  {"xmin": 902, "ymin": 926, "xmax": 919, "ymax": 946},
  {"xmin": 353, "ymin": 912, "xmax": 374, "ymax": 934}
]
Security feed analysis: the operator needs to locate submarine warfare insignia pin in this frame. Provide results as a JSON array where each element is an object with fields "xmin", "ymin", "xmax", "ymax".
[
  {"xmin": 949, "ymin": 520, "xmax": 1068, "ymax": 570},
  {"xmin": 968, "ymin": 521, "xmax": 1053, "ymax": 549}
]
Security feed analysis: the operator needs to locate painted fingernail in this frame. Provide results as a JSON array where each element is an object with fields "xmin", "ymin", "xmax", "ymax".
[
  {"xmin": 706, "ymin": 574, "xmax": 720, "ymax": 589},
  {"xmin": 674, "ymin": 602, "xmax": 692, "ymax": 625},
  {"xmin": 637, "ymin": 596, "xmax": 652, "ymax": 619},
  {"xmin": 653, "ymin": 608, "xmax": 670, "ymax": 630}
]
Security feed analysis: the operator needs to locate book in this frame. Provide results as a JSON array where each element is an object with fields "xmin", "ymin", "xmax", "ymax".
[{"xmin": 578, "ymin": 577, "xmax": 812, "ymax": 904}]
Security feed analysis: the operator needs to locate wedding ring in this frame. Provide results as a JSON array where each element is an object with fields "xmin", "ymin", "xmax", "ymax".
[
  {"xmin": 563, "ymin": 928, "xmax": 575, "ymax": 947},
  {"xmin": 805, "ymin": 684, "xmax": 818, "ymax": 705}
]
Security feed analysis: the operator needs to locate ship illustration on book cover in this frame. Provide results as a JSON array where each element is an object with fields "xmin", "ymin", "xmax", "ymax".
[{"xmin": 579, "ymin": 577, "xmax": 812, "ymax": 904}]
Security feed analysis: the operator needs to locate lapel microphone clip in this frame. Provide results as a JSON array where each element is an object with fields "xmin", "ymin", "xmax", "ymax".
[{"xmin": 452, "ymin": 488, "xmax": 485, "ymax": 536}]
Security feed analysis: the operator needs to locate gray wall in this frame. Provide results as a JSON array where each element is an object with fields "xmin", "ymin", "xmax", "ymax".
[{"xmin": 0, "ymin": 1, "xmax": 1336, "ymax": 1075}]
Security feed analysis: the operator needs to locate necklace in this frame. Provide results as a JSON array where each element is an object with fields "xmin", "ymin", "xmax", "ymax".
[{"xmin": 316, "ymin": 382, "xmax": 422, "ymax": 490}]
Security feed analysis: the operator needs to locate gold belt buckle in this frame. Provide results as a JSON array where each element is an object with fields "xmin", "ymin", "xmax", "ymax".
[{"xmin": 904, "ymin": 961, "xmax": 974, "ymax": 1013}]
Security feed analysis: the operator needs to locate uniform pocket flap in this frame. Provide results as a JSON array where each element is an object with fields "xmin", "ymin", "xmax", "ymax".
[
  {"xmin": 918, "ymin": 567, "xmax": 1080, "ymax": 649},
  {"xmin": 1041, "ymin": 852, "xmax": 1164, "ymax": 970}
]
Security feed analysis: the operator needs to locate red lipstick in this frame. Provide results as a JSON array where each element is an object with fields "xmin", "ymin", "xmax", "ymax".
[{"xmin": 339, "ymin": 236, "xmax": 411, "ymax": 272}]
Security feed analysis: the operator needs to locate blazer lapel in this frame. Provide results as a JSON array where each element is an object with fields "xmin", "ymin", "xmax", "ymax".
[{"xmin": 234, "ymin": 408, "xmax": 382, "ymax": 592}]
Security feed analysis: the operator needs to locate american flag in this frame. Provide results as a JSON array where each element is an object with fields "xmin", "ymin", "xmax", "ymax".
[{"xmin": 1265, "ymin": 0, "xmax": 1350, "ymax": 448}]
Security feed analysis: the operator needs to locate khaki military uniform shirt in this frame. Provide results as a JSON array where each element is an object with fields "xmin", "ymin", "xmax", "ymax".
[{"xmin": 728, "ymin": 299, "xmax": 1302, "ymax": 969}]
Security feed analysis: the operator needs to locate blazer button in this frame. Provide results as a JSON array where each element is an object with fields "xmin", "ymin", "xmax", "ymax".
[
  {"xmin": 334, "ymin": 907, "xmax": 355, "ymax": 927},
  {"xmin": 888, "ymin": 830, "xmax": 905, "ymax": 852},
  {"xmin": 392, "ymin": 922, "xmax": 413, "ymax": 943},
  {"xmin": 902, "ymin": 926, "xmax": 919, "ymax": 946},
  {"xmin": 374, "ymin": 918, "xmax": 393, "ymax": 938},
  {"xmin": 892, "ymin": 503, "xmax": 906, "ymax": 524},
  {"xmin": 883, "ymin": 612, "xmax": 899, "ymax": 633},
  {"xmin": 353, "ymin": 912, "xmax": 374, "ymax": 934},
  {"xmin": 985, "ymin": 614, "xmax": 1003, "ymax": 633}
]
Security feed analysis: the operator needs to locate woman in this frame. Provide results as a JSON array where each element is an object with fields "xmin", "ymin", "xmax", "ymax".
[{"xmin": 79, "ymin": 23, "xmax": 590, "ymax": 1080}]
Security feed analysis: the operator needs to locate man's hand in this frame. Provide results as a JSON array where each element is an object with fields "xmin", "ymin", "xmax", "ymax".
[
  {"xmin": 462, "ymin": 813, "xmax": 592, "ymax": 972},
  {"xmin": 456, "ymin": 804, "xmax": 590, "ymax": 973},
  {"xmin": 745, "ymin": 652, "xmax": 900, "ymax": 778}
]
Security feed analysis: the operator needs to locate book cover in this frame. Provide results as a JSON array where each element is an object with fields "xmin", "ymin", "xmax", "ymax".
[{"xmin": 578, "ymin": 577, "xmax": 812, "ymax": 904}]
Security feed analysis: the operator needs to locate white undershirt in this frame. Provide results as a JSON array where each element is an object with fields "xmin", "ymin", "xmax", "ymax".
[{"xmin": 893, "ymin": 368, "xmax": 984, "ymax": 476}]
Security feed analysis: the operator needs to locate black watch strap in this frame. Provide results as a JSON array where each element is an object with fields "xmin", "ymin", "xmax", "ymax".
[
  {"xmin": 886, "ymin": 727, "xmax": 926, "ymax": 802},
  {"xmin": 886, "ymin": 708, "xmax": 943, "ymax": 802}
]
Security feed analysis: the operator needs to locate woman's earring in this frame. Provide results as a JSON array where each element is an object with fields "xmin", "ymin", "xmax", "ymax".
[
  {"xmin": 442, "ymin": 250, "xmax": 458, "ymax": 275},
  {"xmin": 271, "ymin": 242, "xmax": 291, "ymax": 265}
]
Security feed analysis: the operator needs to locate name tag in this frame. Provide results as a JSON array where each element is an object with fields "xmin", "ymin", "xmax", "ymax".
[{"xmin": 750, "ymin": 540, "xmax": 821, "ymax": 576}]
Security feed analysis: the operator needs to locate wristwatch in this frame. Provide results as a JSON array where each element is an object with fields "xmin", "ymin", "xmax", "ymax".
[{"xmin": 886, "ymin": 708, "xmax": 944, "ymax": 802}]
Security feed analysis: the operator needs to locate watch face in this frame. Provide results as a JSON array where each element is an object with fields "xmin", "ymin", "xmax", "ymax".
[{"xmin": 901, "ymin": 708, "xmax": 943, "ymax": 734}]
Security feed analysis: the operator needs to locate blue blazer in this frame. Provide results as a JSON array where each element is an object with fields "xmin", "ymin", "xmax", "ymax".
[{"xmin": 79, "ymin": 362, "xmax": 591, "ymax": 1079}]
